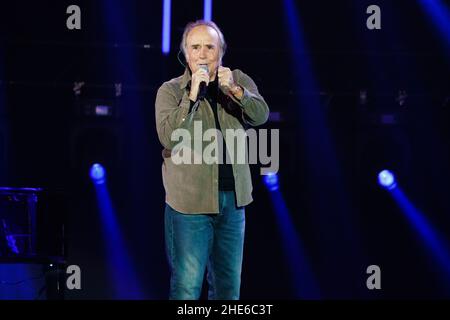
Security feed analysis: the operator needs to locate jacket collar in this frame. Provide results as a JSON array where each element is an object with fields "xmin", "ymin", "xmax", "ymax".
[{"xmin": 179, "ymin": 68, "xmax": 191, "ymax": 90}]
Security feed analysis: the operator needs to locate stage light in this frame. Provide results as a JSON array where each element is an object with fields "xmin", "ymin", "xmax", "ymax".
[
  {"xmin": 162, "ymin": 0, "xmax": 171, "ymax": 54},
  {"xmin": 378, "ymin": 170, "xmax": 396, "ymax": 190},
  {"xmin": 204, "ymin": 0, "xmax": 212, "ymax": 21},
  {"xmin": 77, "ymin": 99, "xmax": 117, "ymax": 118},
  {"xmin": 264, "ymin": 172, "xmax": 279, "ymax": 192},
  {"xmin": 90, "ymin": 163, "xmax": 106, "ymax": 185}
]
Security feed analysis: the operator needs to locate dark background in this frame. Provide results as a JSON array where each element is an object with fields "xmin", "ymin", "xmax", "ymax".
[{"xmin": 0, "ymin": 0, "xmax": 449, "ymax": 299}]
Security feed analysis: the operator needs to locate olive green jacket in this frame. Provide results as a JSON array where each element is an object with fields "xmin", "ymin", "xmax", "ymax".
[{"xmin": 155, "ymin": 68, "xmax": 269, "ymax": 213}]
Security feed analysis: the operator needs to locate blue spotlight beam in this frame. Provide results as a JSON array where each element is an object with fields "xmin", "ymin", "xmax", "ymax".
[
  {"xmin": 93, "ymin": 183, "xmax": 144, "ymax": 299},
  {"xmin": 419, "ymin": 0, "xmax": 450, "ymax": 53},
  {"xmin": 204, "ymin": 0, "xmax": 212, "ymax": 22},
  {"xmin": 282, "ymin": 0, "xmax": 350, "ymax": 186},
  {"xmin": 99, "ymin": 0, "xmax": 154, "ymax": 298},
  {"xmin": 266, "ymin": 184, "xmax": 321, "ymax": 298},
  {"xmin": 162, "ymin": 0, "xmax": 172, "ymax": 54},
  {"xmin": 89, "ymin": 163, "xmax": 144, "ymax": 299},
  {"xmin": 100, "ymin": 0, "xmax": 138, "ymax": 81},
  {"xmin": 282, "ymin": 0, "xmax": 366, "ymax": 287},
  {"xmin": 390, "ymin": 188, "xmax": 450, "ymax": 285}
]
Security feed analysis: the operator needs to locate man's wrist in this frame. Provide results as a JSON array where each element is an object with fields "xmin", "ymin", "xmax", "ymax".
[
  {"xmin": 188, "ymin": 90, "xmax": 197, "ymax": 102},
  {"xmin": 230, "ymin": 85, "xmax": 244, "ymax": 99}
]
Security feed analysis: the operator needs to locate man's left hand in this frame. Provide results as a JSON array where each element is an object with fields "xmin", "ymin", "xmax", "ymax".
[{"xmin": 218, "ymin": 66, "xmax": 244, "ymax": 100}]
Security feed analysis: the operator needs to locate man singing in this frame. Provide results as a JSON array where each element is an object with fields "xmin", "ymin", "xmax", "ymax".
[{"xmin": 155, "ymin": 20, "xmax": 269, "ymax": 300}]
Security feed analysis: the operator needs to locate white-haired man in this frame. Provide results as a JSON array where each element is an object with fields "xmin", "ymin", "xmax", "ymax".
[{"xmin": 155, "ymin": 20, "xmax": 269, "ymax": 300}]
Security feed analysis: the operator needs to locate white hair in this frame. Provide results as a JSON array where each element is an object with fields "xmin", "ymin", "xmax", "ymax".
[{"xmin": 180, "ymin": 20, "xmax": 227, "ymax": 64}]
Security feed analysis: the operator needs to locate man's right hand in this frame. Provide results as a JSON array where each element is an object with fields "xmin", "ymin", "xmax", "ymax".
[{"xmin": 189, "ymin": 67, "xmax": 209, "ymax": 101}]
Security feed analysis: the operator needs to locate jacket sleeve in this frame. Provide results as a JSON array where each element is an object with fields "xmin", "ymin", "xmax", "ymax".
[
  {"xmin": 155, "ymin": 83, "xmax": 195, "ymax": 150},
  {"xmin": 232, "ymin": 69, "xmax": 270, "ymax": 127}
]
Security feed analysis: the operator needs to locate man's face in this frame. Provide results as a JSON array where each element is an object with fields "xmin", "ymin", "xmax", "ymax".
[{"xmin": 185, "ymin": 25, "xmax": 220, "ymax": 80}]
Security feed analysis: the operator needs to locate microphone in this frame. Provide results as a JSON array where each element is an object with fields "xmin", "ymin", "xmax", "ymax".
[{"xmin": 197, "ymin": 64, "xmax": 209, "ymax": 101}]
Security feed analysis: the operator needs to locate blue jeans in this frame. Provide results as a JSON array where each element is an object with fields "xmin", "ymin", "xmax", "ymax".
[{"xmin": 164, "ymin": 191, "xmax": 246, "ymax": 300}]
